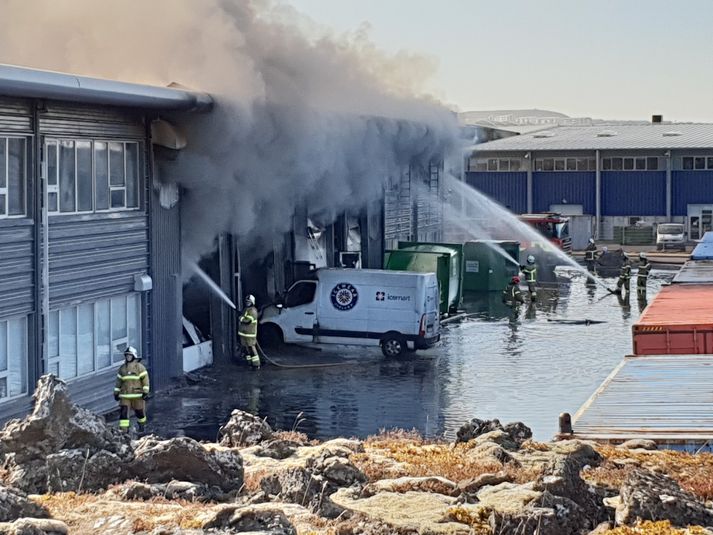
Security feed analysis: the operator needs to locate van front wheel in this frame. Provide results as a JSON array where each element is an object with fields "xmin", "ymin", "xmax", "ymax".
[{"xmin": 381, "ymin": 333, "xmax": 406, "ymax": 358}]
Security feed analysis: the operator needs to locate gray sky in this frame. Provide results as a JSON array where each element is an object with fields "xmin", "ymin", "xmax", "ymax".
[{"xmin": 287, "ymin": 0, "xmax": 713, "ymax": 122}]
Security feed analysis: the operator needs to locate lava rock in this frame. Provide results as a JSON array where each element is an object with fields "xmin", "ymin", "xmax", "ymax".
[
  {"xmin": 202, "ymin": 504, "xmax": 298, "ymax": 534},
  {"xmin": 0, "ymin": 486, "xmax": 47, "ymax": 523},
  {"xmin": 255, "ymin": 439, "xmax": 300, "ymax": 460},
  {"xmin": 0, "ymin": 518, "xmax": 68, "ymax": 535},
  {"xmin": 618, "ymin": 439, "xmax": 658, "ymax": 451},
  {"xmin": 458, "ymin": 472, "xmax": 513, "ymax": 494},
  {"xmin": 260, "ymin": 449, "xmax": 366, "ymax": 518},
  {"xmin": 114, "ymin": 480, "xmax": 222, "ymax": 502},
  {"xmin": 455, "ymin": 418, "xmax": 532, "ymax": 447},
  {"xmin": 46, "ymin": 449, "xmax": 127, "ymax": 493},
  {"xmin": 0, "ymin": 376, "xmax": 125, "ymax": 463},
  {"xmin": 218, "ymin": 409, "xmax": 273, "ymax": 448},
  {"xmin": 363, "ymin": 476, "xmax": 458, "ymax": 497},
  {"xmin": 130, "ymin": 436, "xmax": 243, "ymax": 492},
  {"xmin": 615, "ymin": 469, "xmax": 713, "ymax": 527}
]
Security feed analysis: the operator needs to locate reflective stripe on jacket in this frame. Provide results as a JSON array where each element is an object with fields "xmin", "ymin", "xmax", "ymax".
[
  {"xmin": 522, "ymin": 265, "xmax": 537, "ymax": 283},
  {"xmin": 502, "ymin": 284, "xmax": 523, "ymax": 303},
  {"xmin": 114, "ymin": 360, "xmax": 149, "ymax": 398},
  {"xmin": 238, "ymin": 306, "xmax": 258, "ymax": 338},
  {"xmin": 619, "ymin": 265, "xmax": 631, "ymax": 280},
  {"xmin": 638, "ymin": 262, "xmax": 652, "ymax": 280},
  {"xmin": 585, "ymin": 244, "xmax": 597, "ymax": 261}
]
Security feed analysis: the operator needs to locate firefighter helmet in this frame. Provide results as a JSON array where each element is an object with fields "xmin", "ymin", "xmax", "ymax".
[
  {"xmin": 527, "ymin": 255, "xmax": 535, "ymax": 265},
  {"xmin": 245, "ymin": 294, "xmax": 256, "ymax": 306},
  {"xmin": 512, "ymin": 275, "xmax": 521, "ymax": 284},
  {"xmin": 589, "ymin": 238, "xmax": 595, "ymax": 244},
  {"xmin": 639, "ymin": 252, "xmax": 647, "ymax": 260},
  {"xmin": 124, "ymin": 346, "xmax": 138, "ymax": 360}
]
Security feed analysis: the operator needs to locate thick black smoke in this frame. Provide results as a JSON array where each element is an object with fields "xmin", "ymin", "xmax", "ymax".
[{"xmin": 0, "ymin": 0, "xmax": 459, "ymax": 262}]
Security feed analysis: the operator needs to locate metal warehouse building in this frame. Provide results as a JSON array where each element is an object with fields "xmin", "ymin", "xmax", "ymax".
[
  {"xmin": 466, "ymin": 123, "xmax": 713, "ymax": 241},
  {"xmin": 0, "ymin": 64, "xmax": 211, "ymax": 420}
]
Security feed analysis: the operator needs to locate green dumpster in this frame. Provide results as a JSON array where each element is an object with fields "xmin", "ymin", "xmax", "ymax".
[
  {"xmin": 384, "ymin": 242, "xmax": 463, "ymax": 314},
  {"xmin": 462, "ymin": 240, "xmax": 520, "ymax": 292}
]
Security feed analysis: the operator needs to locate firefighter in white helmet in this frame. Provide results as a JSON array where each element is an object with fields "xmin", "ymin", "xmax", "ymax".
[
  {"xmin": 520, "ymin": 255, "xmax": 538, "ymax": 301},
  {"xmin": 114, "ymin": 346, "xmax": 149, "ymax": 432},
  {"xmin": 238, "ymin": 294, "xmax": 261, "ymax": 369}
]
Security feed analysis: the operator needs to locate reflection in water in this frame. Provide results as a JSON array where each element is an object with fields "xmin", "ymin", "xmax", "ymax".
[{"xmin": 151, "ymin": 269, "xmax": 673, "ymax": 442}]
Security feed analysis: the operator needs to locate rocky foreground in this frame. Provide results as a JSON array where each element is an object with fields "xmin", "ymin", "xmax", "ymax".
[{"xmin": 0, "ymin": 377, "xmax": 711, "ymax": 534}]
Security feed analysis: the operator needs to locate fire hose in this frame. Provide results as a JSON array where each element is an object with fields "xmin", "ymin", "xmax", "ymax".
[{"xmin": 254, "ymin": 341, "xmax": 351, "ymax": 369}]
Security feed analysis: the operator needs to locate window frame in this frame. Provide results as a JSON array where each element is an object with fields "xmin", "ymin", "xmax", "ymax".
[
  {"xmin": 48, "ymin": 294, "xmax": 143, "ymax": 381},
  {"xmin": 45, "ymin": 138, "xmax": 142, "ymax": 216},
  {"xmin": 677, "ymin": 155, "xmax": 713, "ymax": 171},
  {"xmin": 0, "ymin": 135, "xmax": 29, "ymax": 219},
  {"xmin": 0, "ymin": 316, "xmax": 28, "ymax": 401}
]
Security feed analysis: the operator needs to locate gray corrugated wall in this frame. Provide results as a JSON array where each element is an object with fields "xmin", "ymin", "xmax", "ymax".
[
  {"xmin": 47, "ymin": 214, "xmax": 149, "ymax": 307},
  {"xmin": 149, "ymin": 182, "xmax": 182, "ymax": 389},
  {"xmin": 40, "ymin": 102, "xmax": 144, "ymax": 138},
  {"xmin": 0, "ymin": 222, "xmax": 34, "ymax": 317}
]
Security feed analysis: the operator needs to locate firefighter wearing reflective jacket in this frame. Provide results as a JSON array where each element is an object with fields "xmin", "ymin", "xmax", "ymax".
[
  {"xmin": 520, "ymin": 255, "xmax": 537, "ymax": 301},
  {"xmin": 616, "ymin": 256, "xmax": 632, "ymax": 295},
  {"xmin": 637, "ymin": 252, "xmax": 652, "ymax": 299},
  {"xmin": 584, "ymin": 238, "xmax": 598, "ymax": 272},
  {"xmin": 239, "ymin": 295, "xmax": 261, "ymax": 369},
  {"xmin": 502, "ymin": 276, "xmax": 524, "ymax": 307},
  {"xmin": 114, "ymin": 346, "xmax": 149, "ymax": 432}
]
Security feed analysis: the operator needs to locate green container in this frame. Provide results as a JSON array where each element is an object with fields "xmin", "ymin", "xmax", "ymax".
[
  {"xmin": 462, "ymin": 240, "xmax": 521, "ymax": 292},
  {"xmin": 613, "ymin": 226, "xmax": 654, "ymax": 245},
  {"xmin": 384, "ymin": 242, "xmax": 463, "ymax": 314}
]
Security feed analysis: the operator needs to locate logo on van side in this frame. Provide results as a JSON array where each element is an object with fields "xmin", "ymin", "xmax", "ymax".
[{"xmin": 331, "ymin": 283, "xmax": 359, "ymax": 311}]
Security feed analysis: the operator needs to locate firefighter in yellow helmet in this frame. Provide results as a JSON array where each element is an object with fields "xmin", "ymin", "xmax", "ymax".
[
  {"xmin": 114, "ymin": 346, "xmax": 149, "ymax": 432},
  {"xmin": 239, "ymin": 294, "xmax": 261, "ymax": 369}
]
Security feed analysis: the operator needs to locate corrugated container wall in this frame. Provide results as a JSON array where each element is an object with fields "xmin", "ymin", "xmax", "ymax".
[
  {"xmin": 533, "ymin": 172, "xmax": 595, "ymax": 213},
  {"xmin": 465, "ymin": 172, "xmax": 527, "ymax": 213},
  {"xmin": 672, "ymin": 171, "xmax": 713, "ymax": 216},
  {"xmin": 601, "ymin": 171, "xmax": 666, "ymax": 216}
]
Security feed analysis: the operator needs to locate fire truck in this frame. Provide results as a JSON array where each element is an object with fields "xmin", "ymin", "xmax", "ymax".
[{"xmin": 518, "ymin": 213, "xmax": 572, "ymax": 253}]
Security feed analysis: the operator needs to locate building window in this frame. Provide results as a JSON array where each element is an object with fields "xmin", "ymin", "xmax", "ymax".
[
  {"xmin": 46, "ymin": 139, "xmax": 141, "ymax": 215},
  {"xmin": 48, "ymin": 294, "xmax": 141, "ymax": 380},
  {"xmin": 534, "ymin": 157, "xmax": 595, "ymax": 172},
  {"xmin": 679, "ymin": 156, "xmax": 713, "ymax": 171},
  {"xmin": 0, "ymin": 317, "xmax": 28, "ymax": 400},
  {"xmin": 601, "ymin": 156, "xmax": 660, "ymax": 171},
  {"xmin": 0, "ymin": 137, "xmax": 27, "ymax": 218},
  {"xmin": 468, "ymin": 157, "xmax": 524, "ymax": 172}
]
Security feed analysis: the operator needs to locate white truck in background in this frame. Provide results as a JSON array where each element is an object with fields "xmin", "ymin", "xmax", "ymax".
[{"xmin": 260, "ymin": 268, "xmax": 440, "ymax": 357}]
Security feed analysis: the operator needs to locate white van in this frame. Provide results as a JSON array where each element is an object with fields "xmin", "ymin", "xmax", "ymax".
[
  {"xmin": 656, "ymin": 223, "xmax": 686, "ymax": 251},
  {"xmin": 260, "ymin": 268, "xmax": 440, "ymax": 357}
]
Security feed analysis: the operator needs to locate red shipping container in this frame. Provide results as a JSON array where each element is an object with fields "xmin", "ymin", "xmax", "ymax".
[{"xmin": 633, "ymin": 285, "xmax": 713, "ymax": 355}]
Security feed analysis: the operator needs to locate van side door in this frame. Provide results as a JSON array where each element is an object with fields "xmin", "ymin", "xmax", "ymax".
[{"xmin": 282, "ymin": 281, "xmax": 318, "ymax": 342}]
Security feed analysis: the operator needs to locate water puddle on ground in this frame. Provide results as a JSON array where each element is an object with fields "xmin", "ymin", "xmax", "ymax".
[{"xmin": 150, "ymin": 268, "xmax": 674, "ymax": 442}]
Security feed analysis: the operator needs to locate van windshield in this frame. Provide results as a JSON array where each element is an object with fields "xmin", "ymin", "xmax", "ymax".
[{"xmin": 658, "ymin": 224, "xmax": 684, "ymax": 234}]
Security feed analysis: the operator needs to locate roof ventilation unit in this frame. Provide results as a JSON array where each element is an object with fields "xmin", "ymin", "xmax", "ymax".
[
  {"xmin": 533, "ymin": 131, "xmax": 555, "ymax": 138},
  {"xmin": 662, "ymin": 131, "xmax": 682, "ymax": 137},
  {"xmin": 596, "ymin": 130, "xmax": 618, "ymax": 137}
]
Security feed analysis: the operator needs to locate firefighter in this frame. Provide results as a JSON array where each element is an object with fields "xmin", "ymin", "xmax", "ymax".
[
  {"xmin": 520, "ymin": 255, "xmax": 537, "ymax": 301},
  {"xmin": 584, "ymin": 238, "xmax": 598, "ymax": 272},
  {"xmin": 502, "ymin": 275, "xmax": 524, "ymax": 307},
  {"xmin": 239, "ymin": 294, "xmax": 261, "ymax": 369},
  {"xmin": 616, "ymin": 256, "xmax": 632, "ymax": 295},
  {"xmin": 114, "ymin": 346, "xmax": 149, "ymax": 432},
  {"xmin": 637, "ymin": 252, "xmax": 652, "ymax": 299}
]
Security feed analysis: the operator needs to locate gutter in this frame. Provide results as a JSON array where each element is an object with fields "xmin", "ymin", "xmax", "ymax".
[{"xmin": 0, "ymin": 64, "xmax": 212, "ymax": 112}]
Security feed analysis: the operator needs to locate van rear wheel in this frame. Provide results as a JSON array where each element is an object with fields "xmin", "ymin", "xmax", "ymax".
[{"xmin": 381, "ymin": 333, "xmax": 406, "ymax": 358}]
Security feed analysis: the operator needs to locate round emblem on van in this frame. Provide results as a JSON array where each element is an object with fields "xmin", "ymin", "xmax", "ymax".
[{"xmin": 331, "ymin": 283, "xmax": 359, "ymax": 311}]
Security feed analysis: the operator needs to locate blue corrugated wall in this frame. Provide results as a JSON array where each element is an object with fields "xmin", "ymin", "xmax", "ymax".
[
  {"xmin": 533, "ymin": 172, "xmax": 595, "ymax": 213},
  {"xmin": 601, "ymin": 171, "xmax": 666, "ymax": 216},
  {"xmin": 672, "ymin": 171, "xmax": 713, "ymax": 216},
  {"xmin": 465, "ymin": 172, "xmax": 527, "ymax": 213}
]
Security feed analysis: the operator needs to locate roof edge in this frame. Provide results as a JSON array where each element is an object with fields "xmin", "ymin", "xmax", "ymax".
[{"xmin": 0, "ymin": 64, "xmax": 213, "ymax": 112}]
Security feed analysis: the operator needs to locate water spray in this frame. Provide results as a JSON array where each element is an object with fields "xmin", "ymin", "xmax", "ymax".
[
  {"xmin": 186, "ymin": 260, "xmax": 237, "ymax": 310},
  {"xmin": 442, "ymin": 175, "xmax": 616, "ymax": 293}
]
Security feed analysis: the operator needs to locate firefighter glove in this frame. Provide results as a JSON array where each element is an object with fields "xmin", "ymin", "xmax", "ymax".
[
  {"xmin": 142, "ymin": 393, "xmax": 148, "ymax": 400},
  {"xmin": 113, "ymin": 392, "xmax": 120, "ymax": 401}
]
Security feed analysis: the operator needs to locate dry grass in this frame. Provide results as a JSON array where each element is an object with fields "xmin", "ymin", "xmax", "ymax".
[
  {"xmin": 272, "ymin": 429, "xmax": 317, "ymax": 445},
  {"xmin": 352, "ymin": 430, "xmax": 539, "ymax": 484},
  {"xmin": 446, "ymin": 505, "xmax": 492, "ymax": 534},
  {"xmin": 604, "ymin": 520, "xmax": 710, "ymax": 534},
  {"xmin": 35, "ymin": 492, "xmax": 211, "ymax": 534},
  {"xmin": 590, "ymin": 446, "xmax": 713, "ymax": 501}
]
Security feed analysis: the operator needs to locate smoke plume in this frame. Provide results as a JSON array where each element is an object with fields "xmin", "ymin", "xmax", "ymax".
[{"xmin": 0, "ymin": 0, "xmax": 459, "ymax": 262}]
